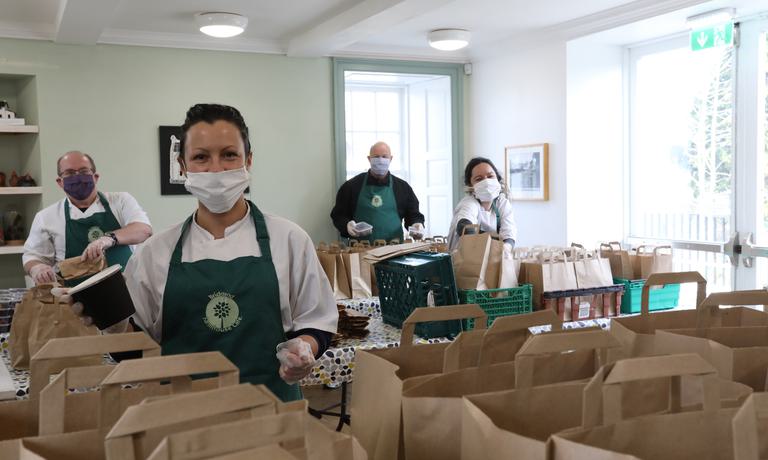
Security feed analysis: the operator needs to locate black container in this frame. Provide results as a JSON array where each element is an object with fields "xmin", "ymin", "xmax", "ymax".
[{"xmin": 69, "ymin": 265, "xmax": 135, "ymax": 330}]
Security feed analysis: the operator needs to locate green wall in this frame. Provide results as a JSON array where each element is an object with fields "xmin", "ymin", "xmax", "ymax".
[{"xmin": 0, "ymin": 38, "xmax": 338, "ymax": 285}]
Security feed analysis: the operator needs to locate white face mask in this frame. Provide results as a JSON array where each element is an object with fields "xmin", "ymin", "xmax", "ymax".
[
  {"xmin": 184, "ymin": 167, "xmax": 250, "ymax": 214},
  {"xmin": 473, "ymin": 178, "xmax": 501, "ymax": 202}
]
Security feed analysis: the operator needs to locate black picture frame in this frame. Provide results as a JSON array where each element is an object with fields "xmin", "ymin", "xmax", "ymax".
[{"xmin": 158, "ymin": 125, "xmax": 188, "ymax": 195}]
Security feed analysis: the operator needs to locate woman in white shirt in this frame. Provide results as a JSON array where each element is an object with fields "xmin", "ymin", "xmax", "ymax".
[
  {"xmin": 448, "ymin": 157, "xmax": 518, "ymax": 251},
  {"xmin": 64, "ymin": 104, "xmax": 337, "ymax": 402}
]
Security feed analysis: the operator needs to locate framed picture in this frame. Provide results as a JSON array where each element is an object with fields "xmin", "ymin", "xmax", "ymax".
[
  {"xmin": 504, "ymin": 143, "xmax": 549, "ymax": 201},
  {"xmin": 158, "ymin": 125, "xmax": 188, "ymax": 195}
]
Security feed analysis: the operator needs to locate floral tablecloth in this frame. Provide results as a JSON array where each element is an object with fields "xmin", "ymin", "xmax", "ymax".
[{"xmin": 0, "ymin": 297, "xmax": 615, "ymax": 397}]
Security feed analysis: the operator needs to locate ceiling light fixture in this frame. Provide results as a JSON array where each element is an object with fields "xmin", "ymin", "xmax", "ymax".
[
  {"xmin": 685, "ymin": 8, "xmax": 735, "ymax": 29},
  {"xmin": 195, "ymin": 12, "xmax": 248, "ymax": 38},
  {"xmin": 428, "ymin": 29, "xmax": 470, "ymax": 51}
]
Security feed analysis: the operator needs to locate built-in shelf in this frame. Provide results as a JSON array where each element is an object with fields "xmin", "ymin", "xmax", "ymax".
[
  {"xmin": 0, "ymin": 246, "xmax": 24, "ymax": 255},
  {"xmin": 0, "ymin": 187, "xmax": 42, "ymax": 195},
  {"xmin": 0, "ymin": 125, "xmax": 39, "ymax": 134}
]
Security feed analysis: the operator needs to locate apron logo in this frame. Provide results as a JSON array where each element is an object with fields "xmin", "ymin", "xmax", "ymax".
[
  {"xmin": 371, "ymin": 194, "xmax": 383, "ymax": 208},
  {"xmin": 203, "ymin": 292, "xmax": 242, "ymax": 333},
  {"xmin": 87, "ymin": 226, "xmax": 104, "ymax": 243}
]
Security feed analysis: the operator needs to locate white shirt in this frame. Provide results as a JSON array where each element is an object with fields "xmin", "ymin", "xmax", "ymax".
[
  {"xmin": 447, "ymin": 194, "xmax": 518, "ymax": 251},
  {"xmin": 22, "ymin": 192, "xmax": 151, "ymax": 266},
  {"xmin": 124, "ymin": 207, "xmax": 338, "ymax": 342}
]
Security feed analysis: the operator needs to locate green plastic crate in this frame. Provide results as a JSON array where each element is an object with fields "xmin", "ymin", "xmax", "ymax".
[
  {"xmin": 374, "ymin": 252, "xmax": 461, "ymax": 339},
  {"xmin": 614, "ymin": 277, "xmax": 681, "ymax": 314},
  {"xmin": 458, "ymin": 284, "xmax": 533, "ymax": 330}
]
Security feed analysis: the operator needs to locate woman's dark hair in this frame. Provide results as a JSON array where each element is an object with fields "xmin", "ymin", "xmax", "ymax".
[
  {"xmin": 179, "ymin": 103, "xmax": 252, "ymax": 158},
  {"xmin": 463, "ymin": 157, "xmax": 503, "ymax": 187}
]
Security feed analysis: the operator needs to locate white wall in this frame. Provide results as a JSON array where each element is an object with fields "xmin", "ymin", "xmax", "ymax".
[
  {"xmin": 470, "ymin": 42, "xmax": 567, "ymax": 246},
  {"xmin": 566, "ymin": 38, "xmax": 625, "ymax": 246}
]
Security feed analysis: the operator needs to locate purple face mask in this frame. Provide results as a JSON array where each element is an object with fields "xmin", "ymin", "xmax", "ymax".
[{"xmin": 62, "ymin": 174, "xmax": 95, "ymax": 201}]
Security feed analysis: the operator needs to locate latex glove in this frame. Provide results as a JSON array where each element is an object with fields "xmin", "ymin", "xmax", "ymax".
[
  {"xmin": 29, "ymin": 264, "xmax": 57, "ymax": 285},
  {"xmin": 50, "ymin": 287, "xmax": 129, "ymax": 333},
  {"xmin": 409, "ymin": 223, "xmax": 425, "ymax": 240},
  {"xmin": 276, "ymin": 337, "xmax": 316, "ymax": 385},
  {"xmin": 82, "ymin": 236, "xmax": 114, "ymax": 262},
  {"xmin": 346, "ymin": 220, "xmax": 360, "ymax": 237}
]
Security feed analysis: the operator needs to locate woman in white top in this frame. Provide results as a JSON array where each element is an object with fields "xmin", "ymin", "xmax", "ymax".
[{"xmin": 448, "ymin": 157, "xmax": 518, "ymax": 251}]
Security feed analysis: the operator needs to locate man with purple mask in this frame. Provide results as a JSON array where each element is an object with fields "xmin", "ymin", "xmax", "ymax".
[{"xmin": 23, "ymin": 151, "xmax": 152, "ymax": 285}]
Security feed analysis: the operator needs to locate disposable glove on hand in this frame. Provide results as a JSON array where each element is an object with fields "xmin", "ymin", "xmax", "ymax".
[
  {"xmin": 346, "ymin": 220, "xmax": 360, "ymax": 237},
  {"xmin": 276, "ymin": 337, "xmax": 316, "ymax": 385},
  {"xmin": 29, "ymin": 264, "xmax": 56, "ymax": 285},
  {"xmin": 50, "ymin": 287, "xmax": 129, "ymax": 334},
  {"xmin": 82, "ymin": 236, "xmax": 114, "ymax": 262},
  {"xmin": 409, "ymin": 223, "xmax": 425, "ymax": 239}
]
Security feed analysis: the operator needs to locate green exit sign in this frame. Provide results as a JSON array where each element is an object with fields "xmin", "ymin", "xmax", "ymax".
[{"xmin": 690, "ymin": 22, "xmax": 734, "ymax": 51}]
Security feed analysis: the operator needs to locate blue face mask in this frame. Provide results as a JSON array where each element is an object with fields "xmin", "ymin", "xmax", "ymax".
[
  {"xmin": 370, "ymin": 157, "xmax": 391, "ymax": 176},
  {"xmin": 62, "ymin": 174, "xmax": 95, "ymax": 201}
]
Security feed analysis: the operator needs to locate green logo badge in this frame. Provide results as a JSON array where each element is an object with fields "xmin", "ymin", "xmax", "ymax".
[
  {"xmin": 87, "ymin": 226, "xmax": 104, "ymax": 242},
  {"xmin": 203, "ymin": 292, "xmax": 242, "ymax": 333},
  {"xmin": 371, "ymin": 194, "xmax": 383, "ymax": 208}
]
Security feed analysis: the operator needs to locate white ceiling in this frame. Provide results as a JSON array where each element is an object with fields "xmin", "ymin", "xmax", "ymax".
[{"xmin": 0, "ymin": 0, "xmax": 761, "ymax": 62}]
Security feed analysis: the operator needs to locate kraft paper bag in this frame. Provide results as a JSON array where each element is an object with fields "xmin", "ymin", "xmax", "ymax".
[
  {"xmin": 634, "ymin": 245, "xmax": 674, "ymax": 279},
  {"xmin": 571, "ymin": 245, "xmax": 613, "ymax": 289},
  {"xmin": 599, "ymin": 242, "xmax": 634, "ymax": 280},
  {"xmin": 611, "ymin": 272, "xmax": 768, "ymax": 357},
  {"xmin": 342, "ymin": 250, "xmax": 372, "ymax": 299},
  {"xmin": 9, "ymin": 285, "xmax": 98, "ymax": 369},
  {"xmin": 653, "ymin": 287, "xmax": 768, "ymax": 391},
  {"xmin": 452, "ymin": 231, "xmax": 493, "ymax": 290},
  {"xmin": 401, "ymin": 328, "xmax": 621, "ymax": 460},
  {"xmin": 521, "ymin": 252, "xmax": 578, "ymax": 308},
  {"xmin": 145, "ymin": 403, "xmax": 366, "ymax": 460},
  {"xmin": 350, "ymin": 305, "xmax": 487, "ymax": 460},
  {"xmin": 58, "ymin": 256, "xmax": 106, "ymax": 281},
  {"xmin": 316, "ymin": 243, "xmax": 351, "ymax": 300},
  {"xmin": 497, "ymin": 245, "xmax": 518, "ymax": 289},
  {"xmin": 0, "ymin": 333, "xmax": 159, "ymax": 443},
  {"xmin": 550, "ymin": 355, "xmax": 764, "ymax": 460}
]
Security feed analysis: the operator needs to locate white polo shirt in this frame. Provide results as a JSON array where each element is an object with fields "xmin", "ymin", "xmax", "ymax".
[
  {"xmin": 22, "ymin": 192, "xmax": 151, "ymax": 267},
  {"xmin": 124, "ymin": 207, "xmax": 338, "ymax": 342},
  {"xmin": 447, "ymin": 194, "xmax": 518, "ymax": 251}
]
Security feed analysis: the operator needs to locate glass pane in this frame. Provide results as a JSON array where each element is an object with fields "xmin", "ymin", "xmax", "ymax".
[
  {"xmin": 630, "ymin": 45, "xmax": 735, "ymax": 243},
  {"xmin": 349, "ymin": 90, "xmax": 376, "ymax": 132},
  {"xmin": 761, "ymin": 32, "xmax": 768, "ymax": 245},
  {"xmin": 375, "ymin": 91, "xmax": 401, "ymax": 132}
]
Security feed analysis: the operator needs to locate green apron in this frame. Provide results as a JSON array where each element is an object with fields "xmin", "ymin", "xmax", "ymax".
[
  {"xmin": 160, "ymin": 201, "xmax": 301, "ymax": 402},
  {"xmin": 64, "ymin": 192, "xmax": 133, "ymax": 286},
  {"xmin": 490, "ymin": 198, "xmax": 501, "ymax": 234},
  {"xmin": 354, "ymin": 174, "xmax": 403, "ymax": 243}
]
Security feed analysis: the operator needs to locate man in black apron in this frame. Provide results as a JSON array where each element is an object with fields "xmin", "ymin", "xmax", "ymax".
[
  {"xmin": 330, "ymin": 141, "xmax": 425, "ymax": 242},
  {"xmin": 23, "ymin": 151, "xmax": 153, "ymax": 285}
]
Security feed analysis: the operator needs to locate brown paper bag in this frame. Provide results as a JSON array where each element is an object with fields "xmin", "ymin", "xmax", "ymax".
[
  {"xmin": 145, "ymin": 401, "xmax": 365, "ymax": 460},
  {"xmin": 497, "ymin": 245, "xmax": 518, "ymax": 289},
  {"xmin": 571, "ymin": 245, "xmax": 613, "ymax": 288},
  {"xmin": 521, "ymin": 252, "xmax": 578, "ymax": 308},
  {"xmin": 452, "ymin": 231, "xmax": 493, "ymax": 290},
  {"xmin": 9, "ymin": 286, "xmax": 98, "ymax": 369},
  {"xmin": 58, "ymin": 256, "xmax": 106, "ymax": 281},
  {"xmin": 402, "ymin": 328, "xmax": 620, "ymax": 460},
  {"xmin": 316, "ymin": 243, "xmax": 351, "ymax": 300},
  {"xmin": 0, "ymin": 333, "xmax": 160, "ymax": 443},
  {"xmin": 550, "ymin": 354, "xmax": 760, "ymax": 460},
  {"xmin": 611, "ymin": 272, "xmax": 768, "ymax": 357},
  {"xmin": 104, "ymin": 384, "xmax": 288, "ymax": 460},
  {"xmin": 343, "ymin": 247, "xmax": 372, "ymax": 299},
  {"xmin": 652, "ymin": 287, "xmax": 768, "ymax": 391},
  {"xmin": 634, "ymin": 245, "xmax": 674, "ymax": 279},
  {"xmin": 599, "ymin": 242, "xmax": 634, "ymax": 280},
  {"xmin": 350, "ymin": 305, "xmax": 487, "ymax": 460}
]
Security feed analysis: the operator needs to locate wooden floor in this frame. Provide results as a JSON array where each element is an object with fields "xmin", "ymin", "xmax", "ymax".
[{"xmin": 303, "ymin": 383, "xmax": 354, "ymax": 434}]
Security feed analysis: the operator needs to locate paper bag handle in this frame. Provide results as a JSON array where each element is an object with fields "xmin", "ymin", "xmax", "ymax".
[
  {"xmin": 582, "ymin": 354, "xmax": 719, "ymax": 429},
  {"xmin": 696, "ymin": 289, "xmax": 768, "ymax": 329},
  {"xmin": 38, "ymin": 365, "xmax": 116, "ymax": 435},
  {"xmin": 400, "ymin": 304, "xmax": 487, "ymax": 348},
  {"xmin": 732, "ymin": 393, "xmax": 768, "ymax": 460},
  {"xmin": 29, "ymin": 332, "xmax": 161, "ymax": 397},
  {"xmin": 373, "ymin": 239, "xmax": 387, "ymax": 247},
  {"xmin": 475, "ymin": 310, "xmax": 563, "ymax": 367},
  {"xmin": 641, "ymin": 271, "xmax": 707, "ymax": 316},
  {"xmin": 460, "ymin": 224, "xmax": 481, "ymax": 236},
  {"xmin": 514, "ymin": 329, "xmax": 621, "ymax": 388},
  {"xmin": 98, "ymin": 351, "xmax": 239, "ymax": 428}
]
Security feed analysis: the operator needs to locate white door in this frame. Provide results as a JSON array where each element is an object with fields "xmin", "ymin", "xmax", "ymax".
[{"xmin": 407, "ymin": 76, "xmax": 453, "ymax": 237}]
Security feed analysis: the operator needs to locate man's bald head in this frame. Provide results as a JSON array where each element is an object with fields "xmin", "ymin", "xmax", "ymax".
[
  {"xmin": 368, "ymin": 142, "xmax": 392, "ymax": 158},
  {"xmin": 57, "ymin": 151, "xmax": 96, "ymax": 177}
]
